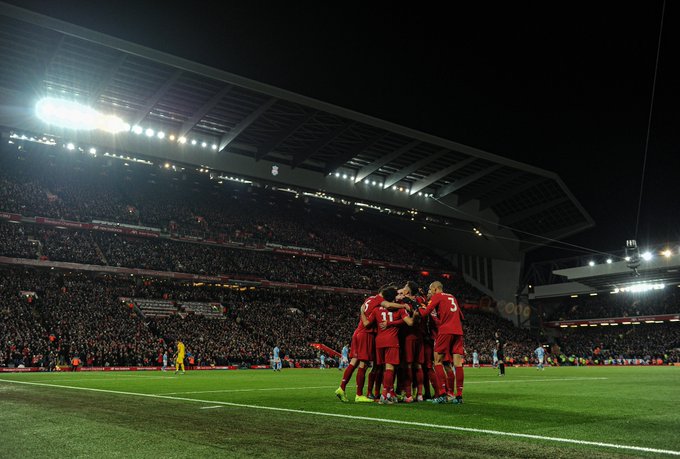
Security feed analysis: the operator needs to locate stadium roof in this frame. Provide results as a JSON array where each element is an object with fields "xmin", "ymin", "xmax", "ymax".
[{"xmin": 0, "ymin": 3, "xmax": 593, "ymax": 254}]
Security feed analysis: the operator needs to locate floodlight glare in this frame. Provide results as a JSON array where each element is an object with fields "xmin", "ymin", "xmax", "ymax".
[
  {"xmin": 145, "ymin": 128, "xmax": 154, "ymax": 137},
  {"xmin": 98, "ymin": 115, "xmax": 129, "ymax": 133},
  {"xmin": 157, "ymin": 131, "xmax": 165, "ymax": 139},
  {"xmin": 36, "ymin": 98, "xmax": 98, "ymax": 130},
  {"xmin": 178, "ymin": 137, "xmax": 186, "ymax": 144},
  {"xmin": 588, "ymin": 261, "xmax": 595, "ymax": 266},
  {"xmin": 132, "ymin": 125, "xmax": 143, "ymax": 135},
  {"xmin": 36, "ymin": 97, "xmax": 129, "ymax": 133},
  {"xmin": 66, "ymin": 142, "xmax": 75, "ymax": 151},
  {"xmin": 641, "ymin": 251, "xmax": 653, "ymax": 261},
  {"xmin": 606, "ymin": 258, "xmax": 612, "ymax": 264},
  {"xmin": 662, "ymin": 249, "xmax": 672, "ymax": 258}
]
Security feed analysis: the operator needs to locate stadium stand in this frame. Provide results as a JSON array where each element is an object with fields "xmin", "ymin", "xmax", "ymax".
[{"xmin": 129, "ymin": 298, "xmax": 178, "ymax": 318}]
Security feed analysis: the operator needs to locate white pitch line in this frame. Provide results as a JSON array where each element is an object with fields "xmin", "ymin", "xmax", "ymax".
[
  {"xmin": 0, "ymin": 379, "xmax": 678, "ymax": 457},
  {"xmin": 160, "ymin": 385, "xmax": 336, "ymax": 396},
  {"xmin": 17, "ymin": 376, "xmax": 178, "ymax": 383},
  {"xmin": 199, "ymin": 405, "xmax": 223, "ymax": 410}
]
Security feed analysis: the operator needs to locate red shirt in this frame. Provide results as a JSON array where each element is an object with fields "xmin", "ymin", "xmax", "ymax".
[
  {"xmin": 419, "ymin": 292, "xmax": 464, "ymax": 335},
  {"xmin": 367, "ymin": 307, "xmax": 409, "ymax": 348},
  {"xmin": 354, "ymin": 294, "xmax": 385, "ymax": 335}
]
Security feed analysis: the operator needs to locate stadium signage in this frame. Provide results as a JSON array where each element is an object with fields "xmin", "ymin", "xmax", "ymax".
[{"xmin": 0, "ymin": 212, "xmax": 21, "ymax": 221}]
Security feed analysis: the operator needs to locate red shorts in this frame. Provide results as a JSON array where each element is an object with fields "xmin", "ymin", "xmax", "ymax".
[
  {"xmin": 402, "ymin": 337, "xmax": 424, "ymax": 364},
  {"xmin": 434, "ymin": 334, "xmax": 464, "ymax": 357},
  {"xmin": 423, "ymin": 340, "xmax": 434, "ymax": 368},
  {"xmin": 350, "ymin": 331, "xmax": 375, "ymax": 362},
  {"xmin": 375, "ymin": 346, "xmax": 400, "ymax": 366}
]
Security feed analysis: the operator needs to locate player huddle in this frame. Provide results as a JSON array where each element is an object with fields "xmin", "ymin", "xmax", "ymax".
[{"xmin": 335, "ymin": 280, "xmax": 465, "ymax": 404}]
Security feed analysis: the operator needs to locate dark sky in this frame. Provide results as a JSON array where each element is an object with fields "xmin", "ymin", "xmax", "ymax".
[{"xmin": 7, "ymin": 1, "xmax": 679, "ymax": 263}]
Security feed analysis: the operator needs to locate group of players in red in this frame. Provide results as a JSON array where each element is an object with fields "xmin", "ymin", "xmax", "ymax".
[{"xmin": 335, "ymin": 280, "xmax": 464, "ymax": 404}]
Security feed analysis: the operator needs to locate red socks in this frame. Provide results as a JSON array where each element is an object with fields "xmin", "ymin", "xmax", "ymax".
[
  {"xmin": 445, "ymin": 366, "xmax": 455, "ymax": 396},
  {"xmin": 455, "ymin": 366, "xmax": 464, "ymax": 397},
  {"xmin": 382, "ymin": 369, "xmax": 395, "ymax": 398},
  {"xmin": 356, "ymin": 366, "xmax": 366, "ymax": 396},
  {"xmin": 415, "ymin": 367, "xmax": 424, "ymax": 396},
  {"xmin": 340, "ymin": 363, "xmax": 355, "ymax": 391},
  {"xmin": 367, "ymin": 369, "xmax": 376, "ymax": 395},
  {"xmin": 433, "ymin": 364, "xmax": 447, "ymax": 397}
]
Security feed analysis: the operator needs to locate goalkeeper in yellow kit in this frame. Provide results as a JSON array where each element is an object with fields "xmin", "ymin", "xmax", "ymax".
[{"xmin": 174, "ymin": 340, "xmax": 186, "ymax": 375}]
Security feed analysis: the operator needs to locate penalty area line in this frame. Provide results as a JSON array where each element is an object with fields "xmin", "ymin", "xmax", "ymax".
[{"xmin": 0, "ymin": 378, "xmax": 678, "ymax": 457}]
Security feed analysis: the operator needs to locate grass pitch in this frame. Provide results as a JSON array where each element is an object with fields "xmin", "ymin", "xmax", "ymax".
[{"xmin": 0, "ymin": 366, "xmax": 678, "ymax": 458}]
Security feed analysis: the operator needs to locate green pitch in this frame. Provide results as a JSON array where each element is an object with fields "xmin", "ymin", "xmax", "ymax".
[{"xmin": 0, "ymin": 366, "xmax": 678, "ymax": 458}]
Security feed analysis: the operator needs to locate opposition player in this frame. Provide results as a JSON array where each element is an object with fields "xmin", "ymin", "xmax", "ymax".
[
  {"xmin": 162, "ymin": 350, "xmax": 168, "ymax": 372},
  {"xmin": 495, "ymin": 331, "xmax": 505, "ymax": 376},
  {"xmin": 273, "ymin": 345, "xmax": 282, "ymax": 371},
  {"xmin": 492, "ymin": 348, "xmax": 499, "ymax": 368},
  {"xmin": 535, "ymin": 344, "xmax": 545, "ymax": 370},
  {"xmin": 320, "ymin": 353, "xmax": 326, "ymax": 369},
  {"xmin": 174, "ymin": 340, "xmax": 186, "ymax": 375},
  {"xmin": 362, "ymin": 298, "xmax": 414, "ymax": 404},
  {"xmin": 413, "ymin": 281, "xmax": 465, "ymax": 404},
  {"xmin": 472, "ymin": 350, "xmax": 480, "ymax": 368},
  {"xmin": 335, "ymin": 285, "xmax": 403, "ymax": 403},
  {"xmin": 339, "ymin": 344, "xmax": 349, "ymax": 370}
]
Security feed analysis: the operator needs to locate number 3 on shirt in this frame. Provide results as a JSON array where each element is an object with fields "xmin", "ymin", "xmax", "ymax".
[
  {"xmin": 448, "ymin": 297, "xmax": 458, "ymax": 312},
  {"xmin": 381, "ymin": 311, "xmax": 394, "ymax": 322}
]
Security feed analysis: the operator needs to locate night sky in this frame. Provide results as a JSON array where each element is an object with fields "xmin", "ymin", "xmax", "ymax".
[{"xmin": 6, "ymin": 1, "xmax": 679, "ymax": 264}]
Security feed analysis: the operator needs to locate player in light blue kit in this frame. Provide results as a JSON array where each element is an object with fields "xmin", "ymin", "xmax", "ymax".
[
  {"xmin": 492, "ymin": 348, "xmax": 499, "ymax": 368},
  {"xmin": 320, "ymin": 353, "xmax": 326, "ymax": 369},
  {"xmin": 162, "ymin": 351, "xmax": 168, "ymax": 372},
  {"xmin": 273, "ymin": 346, "xmax": 282, "ymax": 371},
  {"xmin": 472, "ymin": 350, "xmax": 480, "ymax": 368},
  {"xmin": 534, "ymin": 345, "xmax": 545, "ymax": 370},
  {"xmin": 339, "ymin": 345, "xmax": 349, "ymax": 370}
]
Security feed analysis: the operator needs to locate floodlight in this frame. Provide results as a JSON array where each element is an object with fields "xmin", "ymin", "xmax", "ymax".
[
  {"xmin": 98, "ymin": 115, "xmax": 129, "ymax": 133},
  {"xmin": 36, "ymin": 97, "xmax": 129, "ymax": 133},
  {"xmin": 36, "ymin": 98, "xmax": 98, "ymax": 130}
]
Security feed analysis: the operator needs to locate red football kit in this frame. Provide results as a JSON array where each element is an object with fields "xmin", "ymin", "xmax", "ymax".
[
  {"xmin": 366, "ymin": 306, "xmax": 409, "ymax": 366},
  {"xmin": 350, "ymin": 294, "xmax": 384, "ymax": 361},
  {"xmin": 418, "ymin": 292, "xmax": 465, "ymax": 356}
]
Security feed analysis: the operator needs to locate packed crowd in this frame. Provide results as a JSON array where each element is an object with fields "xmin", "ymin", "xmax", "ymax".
[
  {"xmin": 0, "ymin": 143, "xmax": 448, "ymax": 267},
  {"xmin": 3, "ymin": 267, "xmax": 678, "ymax": 370},
  {"xmin": 0, "ymin": 268, "xmax": 527, "ymax": 369},
  {"xmin": 540, "ymin": 291, "xmax": 680, "ymax": 322},
  {"xmin": 0, "ymin": 220, "xmax": 478, "ymax": 296},
  {"xmin": 557, "ymin": 323, "xmax": 680, "ymax": 362}
]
